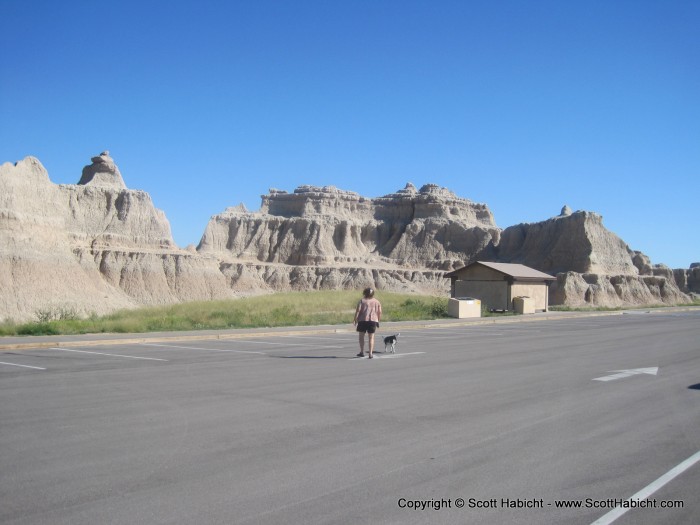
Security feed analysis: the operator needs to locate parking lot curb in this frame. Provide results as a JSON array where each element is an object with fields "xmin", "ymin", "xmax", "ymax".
[
  {"xmin": 0, "ymin": 309, "xmax": 642, "ymax": 351},
  {"xmin": 2, "ymin": 306, "xmax": 698, "ymax": 351}
]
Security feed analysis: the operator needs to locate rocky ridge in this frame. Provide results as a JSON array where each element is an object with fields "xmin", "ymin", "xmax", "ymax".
[
  {"xmin": 199, "ymin": 183, "xmax": 499, "ymax": 270},
  {"xmin": 0, "ymin": 154, "xmax": 696, "ymax": 322},
  {"xmin": 0, "ymin": 155, "xmax": 234, "ymax": 321}
]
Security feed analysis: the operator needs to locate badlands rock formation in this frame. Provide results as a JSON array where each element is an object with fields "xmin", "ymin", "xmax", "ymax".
[
  {"xmin": 495, "ymin": 208, "xmax": 692, "ymax": 307},
  {"xmin": 0, "ymin": 155, "xmax": 234, "ymax": 321},
  {"xmin": 199, "ymin": 183, "xmax": 499, "ymax": 270},
  {"xmin": 0, "ymin": 153, "xmax": 695, "ymax": 322},
  {"xmin": 496, "ymin": 209, "xmax": 638, "ymax": 275},
  {"xmin": 77, "ymin": 151, "xmax": 127, "ymax": 189},
  {"xmin": 197, "ymin": 183, "xmax": 499, "ymax": 298},
  {"xmin": 674, "ymin": 264, "xmax": 700, "ymax": 298}
]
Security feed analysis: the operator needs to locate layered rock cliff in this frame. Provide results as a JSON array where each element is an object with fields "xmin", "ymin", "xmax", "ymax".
[
  {"xmin": 496, "ymin": 207, "xmax": 692, "ymax": 307},
  {"xmin": 199, "ymin": 183, "xmax": 499, "ymax": 270},
  {"xmin": 0, "ymin": 154, "xmax": 234, "ymax": 321},
  {"xmin": 0, "ymin": 154, "xmax": 694, "ymax": 322},
  {"xmin": 496, "ymin": 208, "xmax": 638, "ymax": 275}
]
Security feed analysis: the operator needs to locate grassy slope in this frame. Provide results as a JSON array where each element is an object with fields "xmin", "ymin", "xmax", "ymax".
[
  {"xmin": 3, "ymin": 292, "xmax": 697, "ymax": 337},
  {"xmin": 0, "ymin": 291, "xmax": 450, "ymax": 336}
]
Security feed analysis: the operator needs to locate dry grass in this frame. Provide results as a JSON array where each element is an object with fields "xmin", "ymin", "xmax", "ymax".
[{"xmin": 0, "ymin": 291, "xmax": 450, "ymax": 336}]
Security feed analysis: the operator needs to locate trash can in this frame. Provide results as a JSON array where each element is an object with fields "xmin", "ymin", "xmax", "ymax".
[
  {"xmin": 448, "ymin": 297, "xmax": 481, "ymax": 318},
  {"xmin": 513, "ymin": 296, "xmax": 535, "ymax": 314}
]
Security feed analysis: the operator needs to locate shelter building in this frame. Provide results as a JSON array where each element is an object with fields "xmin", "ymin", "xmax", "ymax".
[{"xmin": 444, "ymin": 261, "xmax": 556, "ymax": 312}]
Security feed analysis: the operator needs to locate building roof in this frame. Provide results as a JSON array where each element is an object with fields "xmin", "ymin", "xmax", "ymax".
[{"xmin": 444, "ymin": 261, "xmax": 556, "ymax": 281}]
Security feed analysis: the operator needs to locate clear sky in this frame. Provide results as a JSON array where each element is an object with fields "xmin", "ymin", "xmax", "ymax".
[{"xmin": 1, "ymin": 0, "xmax": 698, "ymax": 268}]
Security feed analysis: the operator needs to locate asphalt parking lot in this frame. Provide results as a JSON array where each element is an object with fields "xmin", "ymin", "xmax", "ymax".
[{"xmin": 2, "ymin": 309, "xmax": 699, "ymax": 525}]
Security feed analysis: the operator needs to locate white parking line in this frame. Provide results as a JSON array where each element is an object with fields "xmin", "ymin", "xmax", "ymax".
[
  {"xmin": 230, "ymin": 339, "xmax": 343, "ymax": 348},
  {"xmin": 414, "ymin": 332, "xmax": 505, "ymax": 338},
  {"xmin": 591, "ymin": 449, "xmax": 700, "ymax": 525},
  {"xmin": 285, "ymin": 335, "xmax": 348, "ymax": 343},
  {"xmin": 351, "ymin": 352, "xmax": 426, "ymax": 360},
  {"xmin": 143, "ymin": 343, "xmax": 266, "ymax": 355},
  {"xmin": 0, "ymin": 360, "xmax": 46, "ymax": 370},
  {"xmin": 51, "ymin": 348, "xmax": 168, "ymax": 361}
]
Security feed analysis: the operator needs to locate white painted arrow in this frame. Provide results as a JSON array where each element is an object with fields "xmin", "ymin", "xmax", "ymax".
[{"xmin": 593, "ymin": 367, "xmax": 659, "ymax": 382}]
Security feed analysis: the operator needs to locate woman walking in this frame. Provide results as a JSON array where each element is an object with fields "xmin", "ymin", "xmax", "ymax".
[{"xmin": 353, "ymin": 287, "xmax": 382, "ymax": 359}]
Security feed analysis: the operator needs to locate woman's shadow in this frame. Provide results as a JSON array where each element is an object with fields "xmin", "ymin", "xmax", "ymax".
[{"xmin": 273, "ymin": 355, "xmax": 339, "ymax": 359}]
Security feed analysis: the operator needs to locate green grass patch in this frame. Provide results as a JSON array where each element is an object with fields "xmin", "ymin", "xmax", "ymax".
[
  {"xmin": 0, "ymin": 291, "xmax": 451, "ymax": 337},
  {"xmin": 4, "ymin": 293, "xmax": 696, "ymax": 337},
  {"xmin": 549, "ymin": 305, "xmax": 627, "ymax": 312}
]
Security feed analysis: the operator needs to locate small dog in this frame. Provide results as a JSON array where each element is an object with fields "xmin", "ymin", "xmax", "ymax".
[{"xmin": 383, "ymin": 333, "xmax": 400, "ymax": 354}]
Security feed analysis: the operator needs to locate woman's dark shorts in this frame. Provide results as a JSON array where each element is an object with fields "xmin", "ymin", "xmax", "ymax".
[{"xmin": 356, "ymin": 321, "xmax": 379, "ymax": 334}]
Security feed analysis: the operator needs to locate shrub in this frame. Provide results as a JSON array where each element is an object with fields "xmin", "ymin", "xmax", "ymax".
[
  {"xmin": 34, "ymin": 305, "xmax": 80, "ymax": 323},
  {"xmin": 429, "ymin": 299, "xmax": 449, "ymax": 317},
  {"xmin": 17, "ymin": 322, "xmax": 60, "ymax": 336}
]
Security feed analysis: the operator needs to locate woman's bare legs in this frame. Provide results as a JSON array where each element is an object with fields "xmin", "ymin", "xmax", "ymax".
[{"xmin": 358, "ymin": 332, "xmax": 365, "ymax": 356}]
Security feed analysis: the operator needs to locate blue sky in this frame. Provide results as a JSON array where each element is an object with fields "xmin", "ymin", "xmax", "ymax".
[{"xmin": 1, "ymin": 0, "xmax": 698, "ymax": 268}]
